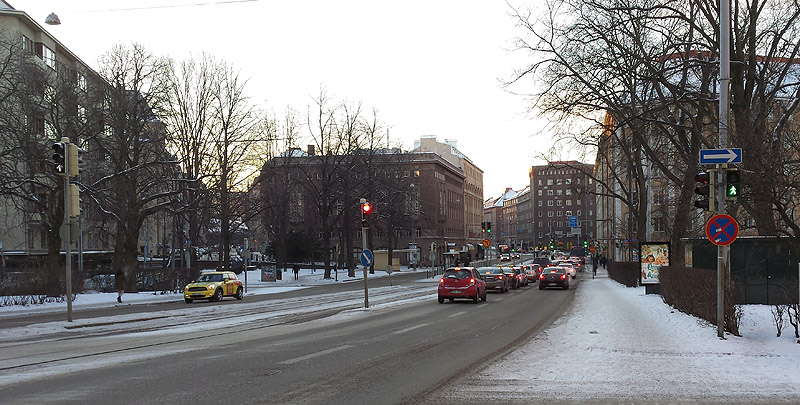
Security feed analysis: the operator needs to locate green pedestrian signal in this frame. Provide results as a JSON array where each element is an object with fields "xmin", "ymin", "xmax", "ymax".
[{"xmin": 726, "ymin": 169, "xmax": 740, "ymax": 200}]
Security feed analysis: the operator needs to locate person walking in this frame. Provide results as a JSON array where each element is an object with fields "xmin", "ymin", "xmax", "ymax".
[
  {"xmin": 292, "ymin": 263, "xmax": 300, "ymax": 280},
  {"xmin": 115, "ymin": 268, "xmax": 126, "ymax": 303}
]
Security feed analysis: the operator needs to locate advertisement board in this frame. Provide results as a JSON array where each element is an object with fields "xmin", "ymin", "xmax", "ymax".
[
  {"xmin": 261, "ymin": 265, "xmax": 277, "ymax": 282},
  {"xmin": 639, "ymin": 242, "xmax": 670, "ymax": 285}
]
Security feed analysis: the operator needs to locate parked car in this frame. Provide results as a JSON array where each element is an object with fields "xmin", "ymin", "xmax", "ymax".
[
  {"xmin": 480, "ymin": 267, "xmax": 509, "ymax": 293},
  {"xmin": 526, "ymin": 264, "xmax": 543, "ymax": 282},
  {"xmin": 539, "ymin": 266, "xmax": 570, "ymax": 290},
  {"xmin": 184, "ymin": 271, "xmax": 244, "ymax": 303},
  {"xmin": 438, "ymin": 267, "xmax": 487, "ymax": 303},
  {"xmin": 502, "ymin": 267, "xmax": 521, "ymax": 289},
  {"xmin": 513, "ymin": 266, "xmax": 528, "ymax": 286},
  {"xmin": 559, "ymin": 262, "xmax": 577, "ymax": 279}
]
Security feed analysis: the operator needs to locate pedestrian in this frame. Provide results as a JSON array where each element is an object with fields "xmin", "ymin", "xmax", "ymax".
[
  {"xmin": 114, "ymin": 268, "xmax": 126, "ymax": 303},
  {"xmin": 292, "ymin": 263, "xmax": 300, "ymax": 280},
  {"xmin": 600, "ymin": 255, "xmax": 607, "ymax": 268}
]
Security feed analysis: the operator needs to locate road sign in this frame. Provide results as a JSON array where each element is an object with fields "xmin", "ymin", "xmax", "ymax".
[
  {"xmin": 705, "ymin": 214, "xmax": 739, "ymax": 246},
  {"xmin": 700, "ymin": 148, "xmax": 742, "ymax": 164},
  {"xmin": 360, "ymin": 249, "xmax": 374, "ymax": 267},
  {"xmin": 569, "ymin": 216, "xmax": 578, "ymax": 228},
  {"xmin": 482, "ymin": 239, "xmax": 491, "ymax": 248}
]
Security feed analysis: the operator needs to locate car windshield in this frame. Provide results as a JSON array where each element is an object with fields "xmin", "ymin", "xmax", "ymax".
[
  {"xmin": 444, "ymin": 269, "xmax": 472, "ymax": 279},
  {"xmin": 481, "ymin": 267, "xmax": 504, "ymax": 275},
  {"xmin": 197, "ymin": 274, "xmax": 223, "ymax": 282}
]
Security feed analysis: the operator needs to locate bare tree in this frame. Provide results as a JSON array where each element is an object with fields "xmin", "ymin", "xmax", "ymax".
[{"xmin": 89, "ymin": 43, "xmax": 176, "ymax": 292}]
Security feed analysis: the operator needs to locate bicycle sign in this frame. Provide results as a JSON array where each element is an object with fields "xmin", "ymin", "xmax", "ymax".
[{"xmin": 705, "ymin": 214, "xmax": 739, "ymax": 246}]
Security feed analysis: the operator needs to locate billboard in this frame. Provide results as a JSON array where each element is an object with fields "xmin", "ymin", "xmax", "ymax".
[{"xmin": 639, "ymin": 242, "xmax": 670, "ymax": 285}]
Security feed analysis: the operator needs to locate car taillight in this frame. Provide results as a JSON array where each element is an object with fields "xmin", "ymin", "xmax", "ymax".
[
  {"xmin": 498, "ymin": 275, "xmax": 503, "ymax": 280},
  {"xmin": 439, "ymin": 278, "xmax": 444, "ymax": 283},
  {"xmin": 469, "ymin": 278, "xmax": 475, "ymax": 286},
  {"xmin": 560, "ymin": 274, "xmax": 566, "ymax": 280},
  {"xmin": 539, "ymin": 274, "xmax": 544, "ymax": 279}
]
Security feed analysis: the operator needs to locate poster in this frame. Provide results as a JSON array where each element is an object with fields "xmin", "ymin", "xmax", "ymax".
[{"xmin": 640, "ymin": 242, "xmax": 670, "ymax": 285}]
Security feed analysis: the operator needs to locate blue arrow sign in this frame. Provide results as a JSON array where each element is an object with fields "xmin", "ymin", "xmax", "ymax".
[
  {"xmin": 360, "ymin": 249, "xmax": 374, "ymax": 267},
  {"xmin": 700, "ymin": 148, "xmax": 742, "ymax": 164},
  {"xmin": 569, "ymin": 216, "xmax": 578, "ymax": 228}
]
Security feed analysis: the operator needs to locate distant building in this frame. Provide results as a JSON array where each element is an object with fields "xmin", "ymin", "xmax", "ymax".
[{"xmin": 529, "ymin": 161, "xmax": 596, "ymax": 252}]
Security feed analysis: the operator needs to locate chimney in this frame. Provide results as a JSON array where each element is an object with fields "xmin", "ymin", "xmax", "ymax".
[{"xmin": 307, "ymin": 145, "xmax": 315, "ymax": 156}]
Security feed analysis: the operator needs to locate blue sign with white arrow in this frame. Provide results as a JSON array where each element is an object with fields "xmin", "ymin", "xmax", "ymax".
[
  {"xmin": 569, "ymin": 216, "xmax": 578, "ymax": 228},
  {"xmin": 360, "ymin": 249, "xmax": 374, "ymax": 267},
  {"xmin": 700, "ymin": 148, "xmax": 742, "ymax": 164}
]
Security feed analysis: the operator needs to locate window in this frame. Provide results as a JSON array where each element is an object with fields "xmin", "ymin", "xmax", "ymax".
[
  {"xmin": 566, "ymin": 178, "xmax": 572, "ymax": 185},
  {"xmin": 566, "ymin": 200, "xmax": 572, "ymax": 206},
  {"xmin": 557, "ymin": 190, "xmax": 563, "ymax": 196},
  {"xmin": 538, "ymin": 211, "xmax": 542, "ymax": 217},
  {"xmin": 557, "ymin": 210, "xmax": 563, "ymax": 216},
  {"xmin": 22, "ymin": 35, "xmax": 34, "ymax": 54},
  {"xmin": 538, "ymin": 190, "xmax": 543, "ymax": 196},
  {"xmin": 538, "ymin": 179, "xmax": 542, "ymax": 186},
  {"xmin": 565, "ymin": 189, "xmax": 572, "ymax": 196},
  {"xmin": 547, "ymin": 190, "xmax": 554, "ymax": 196},
  {"xmin": 653, "ymin": 189, "xmax": 666, "ymax": 205},
  {"xmin": 557, "ymin": 178, "xmax": 563, "ymax": 185},
  {"xmin": 548, "ymin": 200, "xmax": 553, "ymax": 207},
  {"xmin": 557, "ymin": 200, "xmax": 563, "ymax": 207},
  {"xmin": 548, "ymin": 211, "xmax": 554, "ymax": 218},
  {"xmin": 78, "ymin": 73, "xmax": 87, "ymax": 91},
  {"xmin": 577, "ymin": 210, "xmax": 582, "ymax": 216},
  {"xmin": 547, "ymin": 179, "xmax": 553, "ymax": 186},
  {"xmin": 538, "ymin": 200, "xmax": 542, "ymax": 207},
  {"xmin": 577, "ymin": 199, "xmax": 582, "ymax": 206},
  {"xmin": 653, "ymin": 216, "xmax": 666, "ymax": 232},
  {"xmin": 42, "ymin": 45, "xmax": 55, "ymax": 69}
]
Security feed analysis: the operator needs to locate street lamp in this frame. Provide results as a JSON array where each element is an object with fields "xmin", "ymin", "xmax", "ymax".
[{"xmin": 45, "ymin": 12, "xmax": 61, "ymax": 25}]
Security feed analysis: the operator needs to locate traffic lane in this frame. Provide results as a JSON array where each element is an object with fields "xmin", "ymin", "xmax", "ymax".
[
  {"xmin": 0, "ymin": 270, "xmax": 430, "ymax": 329},
  {"xmin": 0, "ymin": 280, "xmax": 575, "ymax": 404}
]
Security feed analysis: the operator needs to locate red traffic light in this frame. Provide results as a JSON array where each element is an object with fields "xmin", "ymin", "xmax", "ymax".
[
  {"xmin": 695, "ymin": 172, "xmax": 710, "ymax": 184},
  {"xmin": 362, "ymin": 203, "xmax": 372, "ymax": 214}
]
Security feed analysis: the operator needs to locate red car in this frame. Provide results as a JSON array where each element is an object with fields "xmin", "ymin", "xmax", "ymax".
[{"xmin": 438, "ymin": 267, "xmax": 487, "ymax": 303}]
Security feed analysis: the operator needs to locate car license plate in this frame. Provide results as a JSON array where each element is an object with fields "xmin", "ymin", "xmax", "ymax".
[{"xmin": 451, "ymin": 290, "xmax": 461, "ymax": 294}]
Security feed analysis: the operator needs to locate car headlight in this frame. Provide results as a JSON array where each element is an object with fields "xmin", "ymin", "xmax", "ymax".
[
  {"xmin": 184, "ymin": 285, "xmax": 189, "ymax": 290},
  {"xmin": 208, "ymin": 284, "xmax": 216, "ymax": 290}
]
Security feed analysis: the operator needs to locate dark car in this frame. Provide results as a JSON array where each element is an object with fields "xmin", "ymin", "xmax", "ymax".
[
  {"xmin": 538, "ymin": 266, "xmax": 570, "ymax": 290},
  {"xmin": 438, "ymin": 267, "xmax": 487, "ymax": 303},
  {"xmin": 480, "ymin": 266, "xmax": 509, "ymax": 293},
  {"xmin": 532, "ymin": 256, "xmax": 551, "ymax": 268},
  {"xmin": 503, "ymin": 267, "xmax": 521, "ymax": 289}
]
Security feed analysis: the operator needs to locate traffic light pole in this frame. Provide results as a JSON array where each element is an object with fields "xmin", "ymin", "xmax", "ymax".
[
  {"xmin": 61, "ymin": 137, "xmax": 73, "ymax": 322},
  {"xmin": 717, "ymin": 0, "xmax": 731, "ymax": 339}
]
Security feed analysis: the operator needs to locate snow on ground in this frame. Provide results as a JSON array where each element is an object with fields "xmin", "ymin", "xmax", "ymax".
[
  {"xmin": 0, "ymin": 265, "xmax": 422, "ymax": 315},
  {"xmin": 435, "ymin": 267, "xmax": 800, "ymax": 404}
]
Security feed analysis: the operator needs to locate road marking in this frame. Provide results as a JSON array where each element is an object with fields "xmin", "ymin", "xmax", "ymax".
[
  {"xmin": 279, "ymin": 345, "xmax": 352, "ymax": 365},
  {"xmin": 495, "ymin": 297, "xmax": 504, "ymax": 301},
  {"xmin": 448, "ymin": 311, "xmax": 466, "ymax": 318},
  {"xmin": 392, "ymin": 323, "xmax": 430, "ymax": 334}
]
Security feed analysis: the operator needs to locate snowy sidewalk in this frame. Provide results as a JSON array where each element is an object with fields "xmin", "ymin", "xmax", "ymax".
[{"xmin": 433, "ymin": 267, "xmax": 800, "ymax": 404}]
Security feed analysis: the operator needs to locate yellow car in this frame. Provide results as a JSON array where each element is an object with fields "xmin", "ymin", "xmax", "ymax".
[{"xmin": 184, "ymin": 271, "xmax": 244, "ymax": 303}]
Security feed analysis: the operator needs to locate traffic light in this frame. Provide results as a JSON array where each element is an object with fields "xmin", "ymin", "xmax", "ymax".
[
  {"xmin": 481, "ymin": 222, "xmax": 486, "ymax": 233},
  {"xmin": 361, "ymin": 201, "xmax": 372, "ymax": 227},
  {"xmin": 69, "ymin": 183, "xmax": 80, "ymax": 217},
  {"xmin": 486, "ymin": 222, "xmax": 492, "ymax": 234},
  {"xmin": 725, "ymin": 169, "xmax": 740, "ymax": 200},
  {"xmin": 583, "ymin": 240, "xmax": 588, "ymax": 248},
  {"xmin": 52, "ymin": 141, "xmax": 66, "ymax": 175},
  {"xmin": 694, "ymin": 171, "xmax": 714, "ymax": 211},
  {"xmin": 67, "ymin": 143, "xmax": 81, "ymax": 177}
]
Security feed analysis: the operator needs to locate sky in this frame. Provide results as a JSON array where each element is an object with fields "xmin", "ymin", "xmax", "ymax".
[
  {"xmin": 13, "ymin": 0, "xmax": 581, "ymax": 197},
  {"xmin": 2, "ymin": 265, "xmax": 797, "ymax": 402}
]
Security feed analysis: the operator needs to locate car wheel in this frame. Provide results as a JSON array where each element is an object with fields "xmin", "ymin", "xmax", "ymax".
[
  {"xmin": 481, "ymin": 291, "xmax": 487, "ymax": 301},
  {"xmin": 539, "ymin": 284, "xmax": 544, "ymax": 290},
  {"xmin": 184, "ymin": 298, "xmax": 193, "ymax": 303},
  {"xmin": 213, "ymin": 288, "xmax": 223, "ymax": 302},
  {"xmin": 235, "ymin": 287, "xmax": 244, "ymax": 300},
  {"xmin": 438, "ymin": 296, "xmax": 445, "ymax": 304},
  {"xmin": 473, "ymin": 290, "xmax": 479, "ymax": 303}
]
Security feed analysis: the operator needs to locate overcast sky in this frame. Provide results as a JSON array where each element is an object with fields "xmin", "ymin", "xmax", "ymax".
[{"xmin": 16, "ymin": 0, "xmax": 587, "ymax": 196}]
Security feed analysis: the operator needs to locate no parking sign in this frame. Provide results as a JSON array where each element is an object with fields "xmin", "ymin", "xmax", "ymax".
[{"xmin": 705, "ymin": 214, "xmax": 739, "ymax": 246}]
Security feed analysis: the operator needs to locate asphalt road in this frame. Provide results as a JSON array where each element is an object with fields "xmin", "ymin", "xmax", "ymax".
[{"xmin": 0, "ymin": 264, "xmax": 580, "ymax": 404}]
